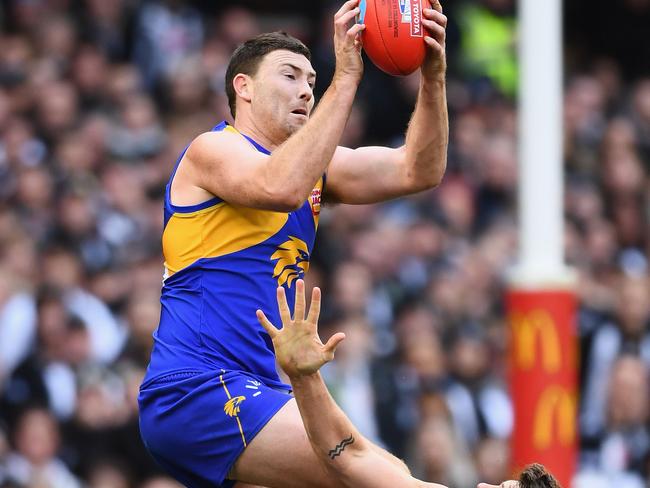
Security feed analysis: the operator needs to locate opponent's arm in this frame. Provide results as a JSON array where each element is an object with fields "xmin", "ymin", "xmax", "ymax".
[
  {"xmin": 180, "ymin": 1, "xmax": 365, "ymax": 212},
  {"xmin": 257, "ymin": 282, "xmax": 444, "ymax": 488},
  {"xmin": 325, "ymin": 2, "xmax": 449, "ymax": 204}
]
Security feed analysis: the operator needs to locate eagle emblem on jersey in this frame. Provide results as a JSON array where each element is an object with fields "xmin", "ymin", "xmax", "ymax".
[
  {"xmin": 271, "ymin": 236, "xmax": 310, "ymax": 288},
  {"xmin": 224, "ymin": 396, "xmax": 246, "ymax": 417}
]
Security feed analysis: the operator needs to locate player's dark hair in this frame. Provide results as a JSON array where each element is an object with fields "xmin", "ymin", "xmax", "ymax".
[
  {"xmin": 225, "ymin": 32, "xmax": 311, "ymax": 118},
  {"xmin": 518, "ymin": 464, "xmax": 562, "ymax": 488}
]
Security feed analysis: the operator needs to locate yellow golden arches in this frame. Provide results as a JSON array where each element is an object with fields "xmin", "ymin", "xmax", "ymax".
[
  {"xmin": 511, "ymin": 309, "xmax": 561, "ymax": 374},
  {"xmin": 532, "ymin": 385, "xmax": 576, "ymax": 450}
]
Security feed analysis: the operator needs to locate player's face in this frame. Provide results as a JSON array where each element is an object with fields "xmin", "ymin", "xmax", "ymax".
[{"xmin": 251, "ymin": 50, "xmax": 316, "ymax": 139}]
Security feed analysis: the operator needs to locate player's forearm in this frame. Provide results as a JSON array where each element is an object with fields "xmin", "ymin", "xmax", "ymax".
[
  {"xmin": 265, "ymin": 77, "xmax": 358, "ymax": 208},
  {"xmin": 291, "ymin": 373, "xmax": 425, "ymax": 488},
  {"xmin": 402, "ymin": 75, "xmax": 448, "ymax": 190},
  {"xmin": 290, "ymin": 372, "xmax": 368, "ymax": 471}
]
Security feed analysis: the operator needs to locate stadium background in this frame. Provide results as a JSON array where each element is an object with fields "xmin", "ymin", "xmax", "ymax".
[{"xmin": 0, "ymin": 0, "xmax": 649, "ymax": 486}]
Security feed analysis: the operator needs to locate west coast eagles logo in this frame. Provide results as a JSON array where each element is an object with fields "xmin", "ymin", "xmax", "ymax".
[
  {"xmin": 224, "ymin": 396, "xmax": 246, "ymax": 417},
  {"xmin": 271, "ymin": 236, "xmax": 310, "ymax": 288}
]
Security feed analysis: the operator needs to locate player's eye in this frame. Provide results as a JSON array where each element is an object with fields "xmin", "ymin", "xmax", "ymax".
[{"xmin": 284, "ymin": 73, "xmax": 295, "ymax": 80}]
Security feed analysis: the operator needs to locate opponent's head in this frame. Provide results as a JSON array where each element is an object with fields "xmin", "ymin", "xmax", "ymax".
[
  {"xmin": 518, "ymin": 464, "xmax": 561, "ymax": 488},
  {"xmin": 225, "ymin": 32, "xmax": 315, "ymax": 140},
  {"xmin": 479, "ymin": 464, "xmax": 562, "ymax": 488}
]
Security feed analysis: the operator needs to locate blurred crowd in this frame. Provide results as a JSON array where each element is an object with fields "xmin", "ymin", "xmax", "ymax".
[{"xmin": 0, "ymin": 0, "xmax": 648, "ymax": 487}]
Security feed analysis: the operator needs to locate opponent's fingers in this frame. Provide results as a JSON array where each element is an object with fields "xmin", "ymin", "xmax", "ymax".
[
  {"xmin": 256, "ymin": 309, "xmax": 279, "ymax": 338},
  {"xmin": 306, "ymin": 286, "xmax": 322, "ymax": 325},
  {"xmin": 430, "ymin": 0, "xmax": 443, "ymax": 13},
  {"xmin": 277, "ymin": 286, "xmax": 292, "ymax": 324},
  {"xmin": 294, "ymin": 279, "xmax": 306, "ymax": 321},
  {"xmin": 334, "ymin": 0, "xmax": 359, "ymax": 21},
  {"xmin": 422, "ymin": 18, "xmax": 445, "ymax": 41},
  {"xmin": 346, "ymin": 22, "xmax": 366, "ymax": 39},
  {"xmin": 323, "ymin": 332, "xmax": 346, "ymax": 357},
  {"xmin": 335, "ymin": 7, "xmax": 360, "ymax": 31}
]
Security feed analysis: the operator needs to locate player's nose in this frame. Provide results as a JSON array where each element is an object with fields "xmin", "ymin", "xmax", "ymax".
[{"xmin": 299, "ymin": 81, "xmax": 313, "ymax": 102}]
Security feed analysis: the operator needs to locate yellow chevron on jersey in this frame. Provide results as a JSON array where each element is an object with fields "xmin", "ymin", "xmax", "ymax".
[{"xmin": 163, "ymin": 203, "xmax": 289, "ymax": 277}]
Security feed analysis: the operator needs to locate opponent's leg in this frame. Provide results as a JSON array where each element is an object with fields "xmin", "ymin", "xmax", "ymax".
[{"xmin": 229, "ymin": 398, "xmax": 338, "ymax": 488}]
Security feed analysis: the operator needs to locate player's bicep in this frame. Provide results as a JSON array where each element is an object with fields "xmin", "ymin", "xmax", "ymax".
[
  {"xmin": 186, "ymin": 131, "xmax": 290, "ymax": 211},
  {"xmin": 325, "ymin": 145, "xmax": 409, "ymax": 204}
]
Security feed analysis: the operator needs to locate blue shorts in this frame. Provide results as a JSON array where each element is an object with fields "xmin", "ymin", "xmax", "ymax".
[{"xmin": 138, "ymin": 369, "xmax": 292, "ymax": 488}]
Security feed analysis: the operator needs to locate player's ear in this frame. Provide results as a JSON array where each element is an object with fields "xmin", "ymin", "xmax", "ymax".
[{"xmin": 233, "ymin": 73, "xmax": 253, "ymax": 104}]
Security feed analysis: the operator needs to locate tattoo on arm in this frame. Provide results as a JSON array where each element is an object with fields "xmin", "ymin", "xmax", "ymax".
[{"xmin": 328, "ymin": 434, "xmax": 355, "ymax": 460}]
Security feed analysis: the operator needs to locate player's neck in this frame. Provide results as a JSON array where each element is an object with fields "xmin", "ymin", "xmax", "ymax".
[{"xmin": 233, "ymin": 116, "xmax": 281, "ymax": 152}]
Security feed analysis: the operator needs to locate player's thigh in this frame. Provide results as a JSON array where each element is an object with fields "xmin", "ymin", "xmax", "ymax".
[{"xmin": 230, "ymin": 398, "xmax": 338, "ymax": 488}]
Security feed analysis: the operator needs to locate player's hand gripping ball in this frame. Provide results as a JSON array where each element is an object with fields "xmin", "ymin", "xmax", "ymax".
[{"xmin": 359, "ymin": 0, "xmax": 433, "ymax": 76}]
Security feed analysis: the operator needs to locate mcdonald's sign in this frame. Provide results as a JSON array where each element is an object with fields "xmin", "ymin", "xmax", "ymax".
[
  {"xmin": 507, "ymin": 289, "xmax": 577, "ymax": 488},
  {"xmin": 511, "ymin": 309, "xmax": 562, "ymax": 374},
  {"xmin": 533, "ymin": 386, "xmax": 576, "ymax": 450}
]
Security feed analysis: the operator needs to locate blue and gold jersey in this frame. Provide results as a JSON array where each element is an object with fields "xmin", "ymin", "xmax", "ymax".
[{"xmin": 145, "ymin": 121, "xmax": 324, "ymax": 390}]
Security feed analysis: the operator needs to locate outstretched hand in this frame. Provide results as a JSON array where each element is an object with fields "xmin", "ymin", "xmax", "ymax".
[{"xmin": 257, "ymin": 280, "xmax": 346, "ymax": 378}]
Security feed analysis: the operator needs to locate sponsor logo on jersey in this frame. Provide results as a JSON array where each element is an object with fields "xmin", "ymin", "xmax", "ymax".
[{"xmin": 310, "ymin": 188, "xmax": 322, "ymax": 216}]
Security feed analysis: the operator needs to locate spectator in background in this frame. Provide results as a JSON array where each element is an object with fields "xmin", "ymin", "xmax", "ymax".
[
  {"xmin": 4, "ymin": 408, "xmax": 81, "ymax": 488},
  {"xmin": 322, "ymin": 315, "xmax": 382, "ymax": 444},
  {"xmin": 576, "ymin": 356, "xmax": 648, "ymax": 488},
  {"xmin": 456, "ymin": 0, "xmax": 517, "ymax": 97},
  {"xmin": 40, "ymin": 247, "xmax": 127, "ymax": 364},
  {"xmin": 0, "ymin": 422, "xmax": 10, "ymax": 484},
  {"xmin": 413, "ymin": 415, "xmax": 478, "ymax": 487},
  {"xmin": 133, "ymin": 0, "xmax": 204, "ymax": 88},
  {"xmin": 81, "ymin": 0, "xmax": 135, "ymax": 62},
  {"xmin": 474, "ymin": 437, "xmax": 511, "ymax": 486},
  {"xmin": 0, "ymin": 266, "xmax": 36, "ymax": 383},
  {"xmin": 1, "ymin": 288, "xmax": 80, "ymax": 423},
  {"xmin": 106, "ymin": 94, "xmax": 165, "ymax": 160},
  {"xmin": 85, "ymin": 459, "xmax": 132, "ymax": 488},
  {"xmin": 581, "ymin": 275, "xmax": 650, "ymax": 442},
  {"xmin": 445, "ymin": 324, "xmax": 512, "ymax": 449},
  {"xmin": 140, "ymin": 476, "xmax": 184, "ymax": 488}
]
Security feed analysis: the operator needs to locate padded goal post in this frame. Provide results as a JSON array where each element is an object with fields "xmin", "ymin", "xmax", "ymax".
[{"xmin": 509, "ymin": 1, "xmax": 577, "ymax": 486}]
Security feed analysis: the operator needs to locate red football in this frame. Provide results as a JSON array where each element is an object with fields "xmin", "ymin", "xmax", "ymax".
[{"xmin": 359, "ymin": 0, "xmax": 431, "ymax": 76}]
